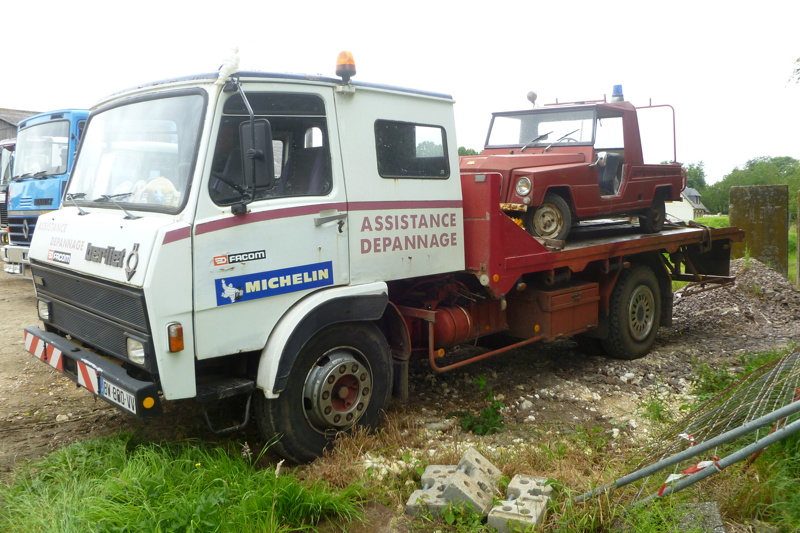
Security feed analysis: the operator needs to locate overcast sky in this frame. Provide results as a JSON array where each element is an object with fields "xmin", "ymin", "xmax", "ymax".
[{"xmin": 5, "ymin": 0, "xmax": 798, "ymax": 183}]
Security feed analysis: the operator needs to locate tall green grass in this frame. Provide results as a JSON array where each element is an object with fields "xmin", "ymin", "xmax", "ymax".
[{"xmin": 0, "ymin": 435, "xmax": 366, "ymax": 533}]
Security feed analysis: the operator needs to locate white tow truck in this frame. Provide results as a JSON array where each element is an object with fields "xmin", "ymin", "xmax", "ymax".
[{"xmin": 23, "ymin": 53, "xmax": 742, "ymax": 462}]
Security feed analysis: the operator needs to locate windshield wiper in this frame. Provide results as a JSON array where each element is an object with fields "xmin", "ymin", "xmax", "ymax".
[
  {"xmin": 65, "ymin": 192, "xmax": 89, "ymax": 216},
  {"xmin": 544, "ymin": 129, "xmax": 580, "ymax": 151},
  {"xmin": 96, "ymin": 193, "xmax": 140, "ymax": 220},
  {"xmin": 519, "ymin": 131, "xmax": 553, "ymax": 153}
]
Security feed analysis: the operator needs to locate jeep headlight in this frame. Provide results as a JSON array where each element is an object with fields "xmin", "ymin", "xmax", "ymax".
[
  {"xmin": 126, "ymin": 337, "xmax": 146, "ymax": 365},
  {"xmin": 515, "ymin": 176, "xmax": 532, "ymax": 196}
]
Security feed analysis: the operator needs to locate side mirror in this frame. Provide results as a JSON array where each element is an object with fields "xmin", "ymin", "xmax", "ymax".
[{"xmin": 240, "ymin": 119, "xmax": 274, "ymax": 194}]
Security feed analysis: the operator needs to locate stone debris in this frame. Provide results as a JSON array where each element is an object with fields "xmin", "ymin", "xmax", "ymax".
[{"xmin": 406, "ymin": 448, "xmax": 552, "ymax": 531}]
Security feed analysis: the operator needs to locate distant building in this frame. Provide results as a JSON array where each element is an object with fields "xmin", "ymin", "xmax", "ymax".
[
  {"xmin": 0, "ymin": 108, "xmax": 40, "ymax": 140},
  {"xmin": 667, "ymin": 187, "xmax": 709, "ymax": 221}
]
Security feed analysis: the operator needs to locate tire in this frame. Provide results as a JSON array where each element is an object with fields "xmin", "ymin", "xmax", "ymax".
[
  {"xmin": 639, "ymin": 194, "xmax": 666, "ymax": 233},
  {"xmin": 254, "ymin": 323, "xmax": 392, "ymax": 463},
  {"xmin": 601, "ymin": 266, "xmax": 661, "ymax": 360},
  {"xmin": 525, "ymin": 193, "xmax": 572, "ymax": 241}
]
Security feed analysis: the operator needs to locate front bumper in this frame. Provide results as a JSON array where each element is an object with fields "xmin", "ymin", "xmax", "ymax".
[
  {"xmin": 24, "ymin": 326, "xmax": 162, "ymax": 417},
  {"xmin": 3, "ymin": 245, "xmax": 29, "ymax": 275}
]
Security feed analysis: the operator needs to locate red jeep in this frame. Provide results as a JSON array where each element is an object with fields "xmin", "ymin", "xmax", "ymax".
[{"xmin": 461, "ymin": 91, "xmax": 686, "ymax": 241}]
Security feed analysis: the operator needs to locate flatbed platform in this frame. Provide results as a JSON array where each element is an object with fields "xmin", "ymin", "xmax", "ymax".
[{"xmin": 461, "ymin": 173, "xmax": 744, "ymax": 296}]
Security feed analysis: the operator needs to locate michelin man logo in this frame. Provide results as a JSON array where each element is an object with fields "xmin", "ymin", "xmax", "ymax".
[{"xmin": 220, "ymin": 279, "xmax": 244, "ymax": 303}]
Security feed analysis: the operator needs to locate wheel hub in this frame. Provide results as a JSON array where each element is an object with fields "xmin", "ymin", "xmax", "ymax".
[
  {"xmin": 304, "ymin": 350, "xmax": 372, "ymax": 430},
  {"xmin": 628, "ymin": 285, "xmax": 655, "ymax": 341},
  {"xmin": 534, "ymin": 205, "xmax": 563, "ymax": 238}
]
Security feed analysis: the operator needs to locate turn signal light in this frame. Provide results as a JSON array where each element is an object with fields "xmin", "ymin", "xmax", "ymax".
[
  {"xmin": 336, "ymin": 51, "xmax": 356, "ymax": 82},
  {"xmin": 168, "ymin": 323, "xmax": 184, "ymax": 352}
]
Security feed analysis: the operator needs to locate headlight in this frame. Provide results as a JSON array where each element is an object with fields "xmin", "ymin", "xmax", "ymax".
[
  {"xmin": 37, "ymin": 299, "xmax": 50, "ymax": 321},
  {"xmin": 126, "ymin": 337, "xmax": 146, "ymax": 365},
  {"xmin": 515, "ymin": 177, "xmax": 532, "ymax": 196}
]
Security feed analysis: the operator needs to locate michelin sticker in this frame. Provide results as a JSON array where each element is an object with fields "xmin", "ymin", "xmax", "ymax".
[{"xmin": 215, "ymin": 261, "xmax": 333, "ymax": 306}]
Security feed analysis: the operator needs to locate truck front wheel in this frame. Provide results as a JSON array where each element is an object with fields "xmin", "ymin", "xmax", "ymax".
[
  {"xmin": 525, "ymin": 193, "xmax": 572, "ymax": 241},
  {"xmin": 255, "ymin": 323, "xmax": 392, "ymax": 463},
  {"xmin": 601, "ymin": 266, "xmax": 661, "ymax": 360}
]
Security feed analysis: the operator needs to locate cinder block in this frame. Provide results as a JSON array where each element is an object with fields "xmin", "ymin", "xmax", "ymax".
[
  {"xmin": 488, "ymin": 496, "xmax": 548, "ymax": 533},
  {"xmin": 421, "ymin": 465, "xmax": 457, "ymax": 489},
  {"xmin": 507, "ymin": 474, "xmax": 553, "ymax": 499},
  {"xmin": 443, "ymin": 469, "xmax": 494, "ymax": 514},
  {"xmin": 406, "ymin": 487, "xmax": 448, "ymax": 517},
  {"xmin": 458, "ymin": 448, "xmax": 502, "ymax": 480}
]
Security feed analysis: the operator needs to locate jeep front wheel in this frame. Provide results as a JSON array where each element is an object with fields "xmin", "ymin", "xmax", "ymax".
[{"xmin": 525, "ymin": 193, "xmax": 572, "ymax": 241}]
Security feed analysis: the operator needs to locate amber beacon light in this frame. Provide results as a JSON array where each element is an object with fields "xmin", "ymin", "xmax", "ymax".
[{"xmin": 336, "ymin": 51, "xmax": 356, "ymax": 83}]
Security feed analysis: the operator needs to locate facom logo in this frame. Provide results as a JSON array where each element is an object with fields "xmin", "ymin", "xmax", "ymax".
[{"xmin": 213, "ymin": 250, "xmax": 266, "ymax": 267}]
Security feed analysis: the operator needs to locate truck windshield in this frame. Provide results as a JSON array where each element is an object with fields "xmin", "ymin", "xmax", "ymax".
[
  {"xmin": 67, "ymin": 92, "xmax": 205, "ymax": 213},
  {"xmin": 13, "ymin": 121, "xmax": 70, "ymax": 178},
  {"xmin": 486, "ymin": 107, "xmax": 596, "ymax": 148}
]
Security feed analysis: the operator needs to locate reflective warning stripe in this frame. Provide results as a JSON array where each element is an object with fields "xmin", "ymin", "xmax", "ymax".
[
  {"xmin": 77, "ymin": 360, "xmax": 99, "ymax": 394},
  {"xmin": 24, "ymin": 330, "xmax": 64, "ymax": 371}
]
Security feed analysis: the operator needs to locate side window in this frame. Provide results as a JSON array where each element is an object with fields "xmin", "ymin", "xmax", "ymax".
[
  {"xmin": 375, "ymin": 120, "xmax": 449, "ymax": 179},
  {"xmin": 595, "ymin": 116, "xmax": 624, "ymax": 150},
  {"xmin": 210, "ymin": 92, "xmax": 333, "ymax": 206}
]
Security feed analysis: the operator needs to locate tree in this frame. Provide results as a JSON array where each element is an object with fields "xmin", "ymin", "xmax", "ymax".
[
  {"xmin": 792, "ymin": 57, "xmax": 800, "ymax": 84},
  {"xmin": 700, "ymin": 156, "xmax": 800, "ymax": 217},
  {"xmin": 458, "ymin": 147, "xmax": 480, "ymax": 156},
  {"xmin": 683, "ymin": 161, "xmax": 707, "ymax": 191}
]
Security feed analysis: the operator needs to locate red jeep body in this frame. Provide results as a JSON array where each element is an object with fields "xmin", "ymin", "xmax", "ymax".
[{"xmin": 460, "ymin": 99, "xmax": 686, "ymax": 241}]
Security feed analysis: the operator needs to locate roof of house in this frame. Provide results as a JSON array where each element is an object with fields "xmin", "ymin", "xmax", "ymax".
[
  {"xmin": 0, "ymin": 108, "xmax": 40, "ymax": 126},
  {"xmin": 682, "ymin": 187, "xmax": 708, "ymax": 211}
]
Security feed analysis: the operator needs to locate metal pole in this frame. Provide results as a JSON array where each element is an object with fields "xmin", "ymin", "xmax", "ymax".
[
  {"xmin": 636, "ymin": 417, "xmax": 800, "ymax": 504},
  {"xmin": 575, "ymin": 400, "xmax": 800, "ymax": 502}
]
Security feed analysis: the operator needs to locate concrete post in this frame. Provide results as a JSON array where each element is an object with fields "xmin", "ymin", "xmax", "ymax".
[{"xmin": 729, "ymin": 185, "xmax": 788, "ymax": 277}]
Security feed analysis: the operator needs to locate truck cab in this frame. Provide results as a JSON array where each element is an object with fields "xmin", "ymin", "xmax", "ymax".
[
  {"xmin": 26, "ymin": 61, "xmax": 464, "ymax": 461},
  {"xmin": 4, "ymin": 110, "xmax": 88, "ymax": 275},
  {"xmin": 0, "ymin": 138, "xmax": 14, "ymax": 240},
  {"xmin": 461, "ymin": 90, "xmax": 686, "ymax": 241}
]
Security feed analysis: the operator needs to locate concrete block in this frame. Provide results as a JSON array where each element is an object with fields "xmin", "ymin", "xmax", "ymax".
[
  {"xmin": 443, "ymin": 469, "xmax": 494, "ymax": 514},
  {"xmin": 507, "ymin": 474, "xmax": 553, "ymax": 499},
  {"xmin": 406, "ymin": 487, "xmax": 448, "ymax": 517},
  {"xmin": 675, "ymin": 502, "xmax": 726, "ymax": 533},
  {"xmin": 458, "ymin": 447, "xmax": 502, "ymax": 481},
  {"xmin": 488, "ymin": 496, "xmax": 548, "ymax": 532},
  {"xmin": 730, "ymin": 185, "xmax": 788, "ymax": 276},
  {"xmin": 420, "ymin": 465, "xmax": 457, "ymax": 490}
]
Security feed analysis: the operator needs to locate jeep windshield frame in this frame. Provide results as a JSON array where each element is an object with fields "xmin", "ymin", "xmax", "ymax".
[
  {"xmin": 485, "ymin": 106, "xmax": 597, "ymax": 150},
  {"xmin": 66, "ymin": 89, "xmax": 207, "ymax": 214}
]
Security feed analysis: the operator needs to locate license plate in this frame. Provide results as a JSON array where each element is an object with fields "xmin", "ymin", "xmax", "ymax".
[{"xmin": 102, "ymin": 380, "xmax": 138, "ymax": 414}]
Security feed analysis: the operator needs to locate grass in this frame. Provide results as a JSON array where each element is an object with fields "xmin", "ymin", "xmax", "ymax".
[{"xmin": 0, "ymin": 435, "xmax": 366, "ymax": 533}]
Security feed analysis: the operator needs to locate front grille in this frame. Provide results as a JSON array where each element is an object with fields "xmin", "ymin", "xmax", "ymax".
[
  {"xmin": 31, "ymin": 260, "xmax": 152, "ymax": 362},
  {"xmin": 8, "ymin": 214, "xmax": 36, "ymax": 245}
]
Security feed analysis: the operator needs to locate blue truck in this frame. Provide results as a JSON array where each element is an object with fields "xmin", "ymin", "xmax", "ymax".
[{"xmin": 3, "ymin": 109, "xmax": 88, "ymax": 276}]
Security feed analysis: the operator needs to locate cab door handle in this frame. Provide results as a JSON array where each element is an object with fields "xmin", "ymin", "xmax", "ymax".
[{"xmin": 314, "ymin": 212, "xmax": 347, "ymax": 227}]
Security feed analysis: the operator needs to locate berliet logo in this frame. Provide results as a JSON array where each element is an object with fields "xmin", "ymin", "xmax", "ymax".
[{"xmin": 85, "ymin": 242, "xmax": 140, "ymax": 281}]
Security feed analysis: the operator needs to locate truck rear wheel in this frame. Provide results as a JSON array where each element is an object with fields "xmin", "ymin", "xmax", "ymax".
[
  {"xmin": 601, "ymin": 266, "xmax": 661, "ymax": 360},
  {"xmin": 525, "ymin": 193, "xmax": 572, "ymax": 241},
  {"xmin": 254, "ymin": 323, "xmax": 392, "ymax": 463}
]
